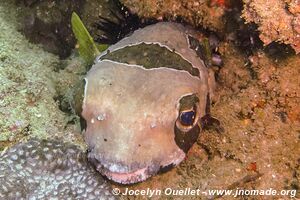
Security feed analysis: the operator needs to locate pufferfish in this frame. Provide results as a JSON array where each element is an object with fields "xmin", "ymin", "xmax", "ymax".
[{"xmin": 75, "ymin": 22, "xmax": 216, "ymax": 184}]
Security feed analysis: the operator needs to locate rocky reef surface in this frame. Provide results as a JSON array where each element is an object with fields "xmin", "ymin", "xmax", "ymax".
[
  {"xmin": 120, "ymin": 0, "xmax": 300, "ymax": 53},
  {"xmin": 120, "ymin": 0, "xmax": 226, "ymax": 31},
  {"xmin": 242, "ymin": 0, "xmax": 300, "ymax": 53},
  {"xmin": 0, "ymin": 0, "xmax": 69, "ymax": 147}
]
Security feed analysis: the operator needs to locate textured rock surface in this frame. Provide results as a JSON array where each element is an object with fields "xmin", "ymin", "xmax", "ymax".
[
  {"xmin": 120, "ymin": 0, "xmax": 226, "ymax": 31},
  {"xmin": 0, "ymin": 0, "xmax": 70, "ymax": 147},
  {"xmin": 0, "ymin": 138, "xmax": 117, "ymax": 200},
  {"xmin": 16, "ymin": 0, "xmax": 85, "ymax": 58},
  {"xmin": 15, "ymin": 0, "xmax": 120, "ymax": 58},
  {"xmin": 121, "ymin": 0, "xmax": 300, "ymax": 53},
  {"xmin": 242, "ymin": 0, "xmax": 300, "ymax": 53}
]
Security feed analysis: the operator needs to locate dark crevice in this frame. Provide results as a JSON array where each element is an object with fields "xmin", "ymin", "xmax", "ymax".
[{"xmin": 94, "ymin": 0, "xmax": 157, "ymax": 45}]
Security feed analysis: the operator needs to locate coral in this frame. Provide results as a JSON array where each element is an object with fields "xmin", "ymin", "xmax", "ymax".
[
  {"xmin": 242, "ymin": 0, "xmax": 300, "ymax": 53},
  {"xmin": 0, "ymin": 138, "xmax": 116, "ymax": 199}
]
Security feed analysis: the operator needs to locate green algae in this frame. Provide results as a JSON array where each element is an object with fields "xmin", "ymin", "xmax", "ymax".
[
  {"xmin": 72, "ymin": 12, "xmax": 100, "ymax": 65},
  {"xmin": 71, "ymin": 12, "xmax": 108, "ymax": 65}
]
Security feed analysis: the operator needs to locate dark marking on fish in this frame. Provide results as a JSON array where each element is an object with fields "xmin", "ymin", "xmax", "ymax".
[
  {"xmin": 174, "ymin": 123, "xmax": 201, "ymax": 153},
  {"xmin": 178, "ymin": 93, "xmax": 200, "ymax": 112},
  {"xmin": 101, "ymin": 43, "xmax": 200, "ymax": 77},
  {"xmin": 187, "ymin": 35, "xmax": 211, "ymax": 67}
]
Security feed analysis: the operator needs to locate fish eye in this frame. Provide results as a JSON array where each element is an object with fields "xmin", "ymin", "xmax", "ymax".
[
  {"xmin": 176, "ymin": 94, "xmax": 199, "ymax": 131},
  {"xmin": 179, "ymin": 110, "xmax": 196, "ymax": 126}
]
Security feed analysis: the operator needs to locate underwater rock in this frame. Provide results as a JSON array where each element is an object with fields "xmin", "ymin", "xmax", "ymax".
[
  {"xmin": 120, "ymin": 0, "xmax": 226, "ymax": 31},
  {"xmin": 242, "ymin": 0, "xmax": 300, "ymax": 53},
  {"xmin": 16, "ymin": 0, "xmax": 84, "ymax": 58},
  {"xmin": 0, "ymin": 138, "xmax": 116, "ymax": 200},
  {"xmin": 80, "ymin": 22, "xmax": 215, "ymax": 184}
]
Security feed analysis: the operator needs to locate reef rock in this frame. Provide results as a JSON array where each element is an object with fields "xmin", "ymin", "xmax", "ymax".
[
  {"xmin": 242, "ymin": 0, "xmax": 300, "ymax": 53},
  {"xmin": 120, "ymin": 0, "xmax": 226, "ymax": 31}
]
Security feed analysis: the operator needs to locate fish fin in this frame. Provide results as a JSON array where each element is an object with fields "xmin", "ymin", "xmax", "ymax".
[{"xmin": 200, "ymin": 114, "xmax": 224, "ymax": 133}]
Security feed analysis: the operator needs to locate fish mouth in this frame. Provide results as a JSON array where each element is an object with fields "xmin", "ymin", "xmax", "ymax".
[
  {"xmin": 88, "ymin": 155, "xmax": 155, "ymax": 184},
  {"xmin": 99, "ymin": 166, "xmax": 151, "ymax": 184},
  {"xmin": 87, "ymin": 148, "xmax": 186, "ymax": 184}
]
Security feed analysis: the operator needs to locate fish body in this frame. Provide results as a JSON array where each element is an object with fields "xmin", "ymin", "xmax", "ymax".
[{"xmin": 81, "ymin": 22, "xmax": 213, "ymax": 184}]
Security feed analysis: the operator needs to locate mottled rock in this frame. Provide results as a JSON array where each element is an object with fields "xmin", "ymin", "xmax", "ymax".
[
  {"xmin": 242, "ymin": 0, "xmax": 300, "ymax": 53},
  {"xmin": 16, "ymin": 0, "xmax": 85, "ymax": 58},
  {"xmin": 120, "ymin": 0, "xmax": 226, "ymax": 31}
]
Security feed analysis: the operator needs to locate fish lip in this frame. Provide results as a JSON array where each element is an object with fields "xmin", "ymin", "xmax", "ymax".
[
  {"xmin": 88, "ymin": 154, "xmax": 154, "ymax": 184},
  {"xmin": 99, "ymin": 165, "xmax": 151, "ymax": 184},
  {"xmin": 87, "ymin": 148, "xmax": 186, "ymax": 184}
]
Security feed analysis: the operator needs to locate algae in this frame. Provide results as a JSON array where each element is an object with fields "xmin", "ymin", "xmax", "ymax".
[{"xmin": 71, "ymin": 12, "xmax": 102, "ymax": 65}]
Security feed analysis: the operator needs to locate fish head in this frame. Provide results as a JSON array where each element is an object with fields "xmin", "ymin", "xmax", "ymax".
[{"xmin": 81, "ymin": 60, "xmax": 208, "ymax": 184}]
